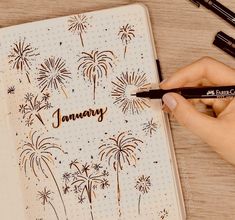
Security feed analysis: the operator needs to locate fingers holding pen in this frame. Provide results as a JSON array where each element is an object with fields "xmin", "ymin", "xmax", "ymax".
[{"xmin": 160, "ymin": 57, "xmax": 235, "ymax": 89}]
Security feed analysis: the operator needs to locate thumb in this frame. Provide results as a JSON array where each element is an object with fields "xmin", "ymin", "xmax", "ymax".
[{"xmin": 162, "ymin": 93, "xmax": 219, "ymax": 144}]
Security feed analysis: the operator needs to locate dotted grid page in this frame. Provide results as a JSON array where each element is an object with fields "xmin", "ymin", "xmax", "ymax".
[
  {"xmin": 0, "ymin": 64, "xmax": 26, "ymax": 219},
  {"xmin": 0, "ymin": 4, "xmax": 185, "ymax": 220}
]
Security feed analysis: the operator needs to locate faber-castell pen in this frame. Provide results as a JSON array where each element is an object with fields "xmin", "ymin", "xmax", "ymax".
[
  {"xmin": 133, "ymin": 85, "xmax": 235, "ymax": 99},
  {"xmin": 189, "ymin": 0, "xmax": 235, "ymax": 27}
]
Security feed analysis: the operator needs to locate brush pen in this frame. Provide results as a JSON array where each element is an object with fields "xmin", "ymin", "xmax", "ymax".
[
  {"xmin": 133, "ymin": 85, "xmax": 235, "ymax": 99},
  {"xmin": 189, "ymin": 0, "xmax": 235, "ymax": 27}
]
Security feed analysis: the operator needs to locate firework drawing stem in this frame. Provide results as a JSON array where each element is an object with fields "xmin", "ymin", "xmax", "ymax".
[
  {"xmin": 48, "ymin": 201, "xmax": 60, "ymax": 220},
  {"xmin": 35, "ymin": 113, "xmax": 44, "ymax": 125},
  {"xmin": 43, "ymin": 159, "xmax": 68, "ymax": 220},
  {"xmin": 138, "ymin": 194, "xmax": 141, "ymax": 215},
  {"xmin": 80, "ymin": 33, "xmax": 84, "ymax": 47},
  {"xmin": 116, "ymin": 162, "xmax": 121, "ymax": 217},
  {"xmin": 124, "ymin": 45, "xmax": 127, "ymax": 59},
  {"xmin": 60, "ymin": 85, "xmax": 68, "ymax": 99},
  {"xmin": 26, "ymin": 71, "xmax": 31, "ymax": 83}
]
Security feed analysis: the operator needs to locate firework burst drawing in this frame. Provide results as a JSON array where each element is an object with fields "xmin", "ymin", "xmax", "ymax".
[
  {"xmin": 64, "ymin": 160, "xmax": 110, "ymax": 220},
  {"xmin": 142, "ymin": 118, "xmax": 160, "ymax": 137},
  {"xmin": 159, "ymin": 209, "xmax": 169, "ymax": 219},
  {"xmin": 18, "ymin": 131, "xmax": 68, "ymax": 220},
  {"xmin": 99, "ymin": 131, "xmax": 143, "ymax": 217},
  {"xmin": 7, "ymin": 86, "xmax": 15, "ymax": 94},
  {"xmin": 68, "ymin": 14, "xmax": 90, "ymax": 47},
  {"xmin": 118, "ymin": 24, "xmax": 135, "ymax": 58},
  {"xmin": 78, "ymin": 50, "xmax": 115, "ymax": 100},
  {"xmin": 37, "ymin": 57, "xmax": 72, "ymax": 98},
  {"xmin": 19, "ymin": 92, "xmax": 52, "ymax": 127},
  {"xmin": 38, "ymin": 187, "xmax": 59, "ymax": 220},
  {"xmin": 135, "ymin": 175, "xmax": 151, "ymax": 215},
  {"xmin": 111, "ymin": 71, "xmax": 150, "ymax": 114},
  {"xmin": 8, "ymin": 37, "xmax": 39, "ymax": 83}
]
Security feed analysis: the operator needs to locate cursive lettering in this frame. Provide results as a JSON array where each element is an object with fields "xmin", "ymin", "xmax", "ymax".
[{"xmin": 52, "ymin": 107, "xmax": 108, "ymax": 128}]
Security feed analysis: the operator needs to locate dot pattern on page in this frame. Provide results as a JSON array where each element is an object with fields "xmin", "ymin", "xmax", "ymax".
[{"xmin": 0, "ymin": 4, "xmax": 184, "ymax": 220}]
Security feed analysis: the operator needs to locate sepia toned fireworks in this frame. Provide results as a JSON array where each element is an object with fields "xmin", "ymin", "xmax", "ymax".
[
  {"xmin": 118, "ymin": 24, "xmax": 135, "ymax": 58},
  {"xmin": 111, "ymin": 71, "xmax": 150, "ymax": 114},
  {"xmin": 100, "ymin": 178, "xmax": 110, "ymax": 189},
  {"xmin": 78, "ymin": 50, "xmax": 115, "ymax": 100},
  {"xmin": 66, "ymin": 160, "xmax": 110, "ymax": 220},
  {"xmin": 135, "ymin": 175, "xmax": 151, "ymax": 194},
  {"xmin": 19, "ymin": 92, "xmax": 53, "ymax": 126},
  {"xmin": 159, "ymin": 209, "xmax": 169, "ymax": 219},
  {"xmin": 62, "ymin": 172, "xmax": 71, "ymax": 183},
  {"xmin": 99, "ymin": 131, "xmax": 143, "ymax": 217},
  {"xmin": 37, "ymin": 57, "xmax": 71, "ymax": 98},
  {"xmin": 38, "ymin": 187, "xmax": 52, "ymax": 205},
  {"xmin": 68, "ymin": 14, "xmax": 89, "ymax": 47},
  {"xmin": 92, "ymin": 163, "xmax": 103, "ymax": 171},
  {"xmin": 7, "ymin": 86, "xmax": 15, "ymax": 94},
  {"xmin": 38, "ymin": 187, "xmax": 59, "ymax": 220},
  {"xmin": 8, "ymin": 38, "xmax": 39, "ymax": 83},
  {"xmin": 18, "ymin": 131, "xmax": 68, "ymax": 219},
  {"xmin": 63, "ymin": 183, "xmax": 70, "ymax": 195},
  {"xmin": 142, "ymin": 118, "xmax": 160, "ymax": 137},
  {"xmin": 135, "ymin": 175, "xmax": 151, "ymax": 215}
]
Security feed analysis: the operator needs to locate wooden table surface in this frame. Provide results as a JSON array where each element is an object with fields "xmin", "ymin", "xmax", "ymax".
[{"xmin": 0, "ymin": 0, "xmax": 235, "ymax": 219}]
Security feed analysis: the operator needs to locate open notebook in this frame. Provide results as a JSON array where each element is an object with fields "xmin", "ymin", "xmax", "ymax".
[{"xmin": 0, "ymin": 4, "xmax": 185, "ymax": 220}]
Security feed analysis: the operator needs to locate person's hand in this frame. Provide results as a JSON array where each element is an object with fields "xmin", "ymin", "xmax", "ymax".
[{"xmin": 160, "ymin": 57, "xmax": 235, "ymax": 165}]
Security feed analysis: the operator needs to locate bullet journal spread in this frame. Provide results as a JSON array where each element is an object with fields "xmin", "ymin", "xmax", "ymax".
[{"xmin": 0, "ymin": 4, "xmax": 185, "ymax": 220}]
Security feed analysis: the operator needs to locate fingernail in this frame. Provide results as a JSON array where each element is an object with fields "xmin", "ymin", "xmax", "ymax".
[
  {"xmin": 159, "ymin": 78, "xmax": 168, "ymax": 86},
  {"xmin": 162, "ymin": 94, "xmax": 177, "ymax": 111}
]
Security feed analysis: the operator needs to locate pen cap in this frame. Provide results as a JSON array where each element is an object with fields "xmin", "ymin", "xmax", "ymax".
[{"xmin": 213, "ymin": 31, "xmax": 235, "ymax": 58}]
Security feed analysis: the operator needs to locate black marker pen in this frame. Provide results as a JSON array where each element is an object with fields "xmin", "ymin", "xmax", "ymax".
[
  {"xmin": 133, "ymin": 85, "xmax": 235, "ymax": 99},
  {"xmin": 190, "ymin": 0, "xmax": 235, "ymax": 27},
  {"xmin": 213, "ymin": 31, "xmax": 235, "ymax": 58}
]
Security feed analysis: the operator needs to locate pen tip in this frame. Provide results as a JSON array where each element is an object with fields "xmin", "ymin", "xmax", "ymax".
[{"xmin": 131, "ymin": 94, "xmax": 136, "ymax": 96}]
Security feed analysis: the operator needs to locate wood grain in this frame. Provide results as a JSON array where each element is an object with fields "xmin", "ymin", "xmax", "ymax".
[{"xmin": 0, "ymin": 0, "xmax": 235, "ymax": 219}]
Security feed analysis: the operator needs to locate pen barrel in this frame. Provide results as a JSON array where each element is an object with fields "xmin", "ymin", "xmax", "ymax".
[
  {"xmin": 208, "ymin": 0, "xmax": 235, "ymax": 27},
  {"xmin": 213, "ymin": 31, "xmax": 235, "ymax": 58},
  {"xmin": 176, "ymin": 86, "xmax": 235, "ymax": 99}
]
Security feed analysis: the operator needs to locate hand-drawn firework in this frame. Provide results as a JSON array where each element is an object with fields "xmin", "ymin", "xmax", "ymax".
[
  {"xmin": 37, "ymin": 57, "xmax": 72, "ymax": 98},
  {"xmin": 19, "ymin": 92, "xmax": 53, "ymax": 126},
  {"xmin": 18, "ymin": 131, "xmax": 68, "ymax": 219},
  {"xmin": 111, "ymin": 71, "xmax": 150, "ymax": 114},
  {"xmin": 38, "ymin": 187, "xmax": 59, "ymax": 220},
  {"xmin": 142, "ymin": 118, "xmax": 160, "ymax": 137},
  {"xmin": 78, "ymin": 50, "xmax": 115, "ymax": 100},
  {"xmin": 68, "ymin": 14, "xmax": 90, "ymax": 47},
  {"xmin": 99, "ymin": 131, "xmax": 143, "ymax": 217},
  {"xmin": 135, "ymin": 175, "xmax": 151, "ymax": 215},
  {"xmin": 159, "ymin": 209, "xmax": 169, "ymax": 219},
  {"xmin": 63, "ymin": 183, "xmax": 71, "ymax": 195},
  {"xmin": 64, "ymin": 160, "xmax": 110, "ymax": 220},
  {"xmin": 118, "ymin": 24, "xmax": 135, "ymax": 58},
  {"xmin": 8, "ymin": 37, "xmax": 39, "ymax": 83},
  {"xmin": 7, "ymin": 86, "xmax": 15, "ymax": 94}
]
